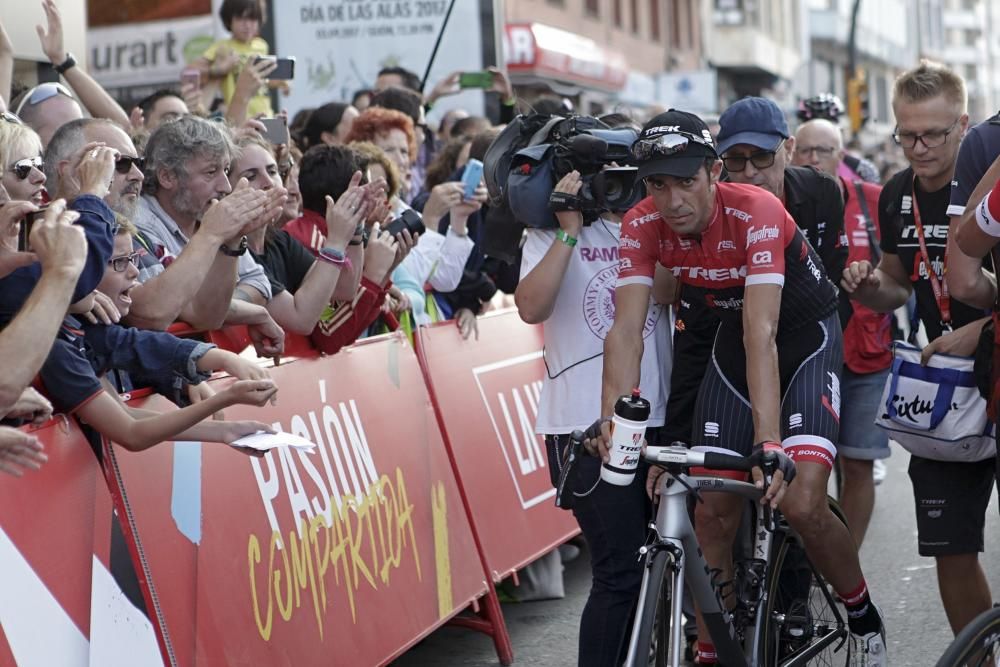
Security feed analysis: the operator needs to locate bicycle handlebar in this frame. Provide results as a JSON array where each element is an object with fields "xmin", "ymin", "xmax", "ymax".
[{"xmin": 643, "ymin": 445, "xmax": 753, "ymax": 472}]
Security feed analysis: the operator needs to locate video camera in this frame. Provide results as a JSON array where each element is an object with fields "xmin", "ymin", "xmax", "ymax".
[{"xmin": 485, "ymin": 115, "xmax": 643, "ymax": 231}]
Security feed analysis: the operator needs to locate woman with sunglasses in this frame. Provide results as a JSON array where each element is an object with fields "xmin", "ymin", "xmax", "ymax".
[{"xmin": 0, "ymin": 120, "xmax": 46, "ymax": 206}]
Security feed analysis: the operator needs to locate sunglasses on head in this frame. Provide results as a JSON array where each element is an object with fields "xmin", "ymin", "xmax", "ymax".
[
  {"xmin": 0, "ymin": 111, "xmax": 23, "ymax": 125},
  {"xmin": 115, "ymin": 155, "xmax": 145, "ymax": 174},
  {"xmin": 632, "ymin": 131, "xmax": 715, "ymax": 162},
  {"xmin": 14, "ymin": 82, "xmax": 74, "ymax": 116},
  {"xmin": 9, "ymin": 157, "xmax": 43, "ymax": 180}
]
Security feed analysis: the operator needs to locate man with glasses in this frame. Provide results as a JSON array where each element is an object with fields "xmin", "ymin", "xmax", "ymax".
[
  {"xmin": 594, "ymin": 109, "xmax": 887, "ymax": 666},
  {"xmin": 842, "ymin": 61, "xmax": 993, "ymax": 639},
  {"xmin": 792, "ymin": 117, "xmax": 891, "ymax": 549}
]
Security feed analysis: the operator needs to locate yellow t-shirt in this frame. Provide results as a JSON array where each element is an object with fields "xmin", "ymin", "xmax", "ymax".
[{"xmin": 202, "ymin": 36, "xmax": 273, "ymax": 117}]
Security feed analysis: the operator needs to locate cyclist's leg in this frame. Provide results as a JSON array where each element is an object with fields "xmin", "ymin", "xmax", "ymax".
[
  {"xmin": 545, "ymin": 432, "xmax": 653, "ymax": 667},
  {"xmin": 908, "ymin": 454, "xmax": 995, "ymax": 635},
  {"xmin": 775, "ymin": 314, "xmax": 884, "ymax": 641},
  {"xmin": 689, "ymin": 328, "xmax": 755, "ymax": 662}
]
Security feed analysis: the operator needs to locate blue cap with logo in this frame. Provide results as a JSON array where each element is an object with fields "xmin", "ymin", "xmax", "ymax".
[{"xmin": 716, "ymin": 97, "xmax": 790, "ymax": 156}]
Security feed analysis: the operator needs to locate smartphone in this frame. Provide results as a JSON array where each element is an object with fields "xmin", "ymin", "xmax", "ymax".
[
  {"xmin": 255, "ymin": 56, "xmax": 295, "ymax": 80},
  {"xmin": 180, "ymin": 67, "xmax": 201, "ymax": 89},
  {"xmin": 259, "ymin": 117, "xmax": 290, "ymax": 145},
  {"xmin": 461, "ymin": 158, "xmax": 484, "ymax": 200},
  {"xmin": 458, "ymin": 71, "xmax": 493, "ymax": 89},
  {"xmin": 18, "ymin": 205, "xmax": 48, "ymax": 252},
  {"xmin": 384, "ymin": 209, "xmax": 425, "ymax": 238}
]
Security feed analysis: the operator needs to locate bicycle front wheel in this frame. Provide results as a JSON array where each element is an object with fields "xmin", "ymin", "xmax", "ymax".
[
  {"xmin": 935, "ymin": 605, "xmax": 1000, "ymax": 667},
  {"xmin": 629, "ymin": 548, "xmax": 676, "ymax": 667}
]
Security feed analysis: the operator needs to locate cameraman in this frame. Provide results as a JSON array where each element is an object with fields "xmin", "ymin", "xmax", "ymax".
[{"xmin": 514, "ymin": 165, "xmax": 672, "ymax": 666}]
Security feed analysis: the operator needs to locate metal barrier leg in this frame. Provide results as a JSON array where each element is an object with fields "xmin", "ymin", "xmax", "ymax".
[{"xmin": 446, "ymin": 587, "xmax": 514, "ymax": 665}]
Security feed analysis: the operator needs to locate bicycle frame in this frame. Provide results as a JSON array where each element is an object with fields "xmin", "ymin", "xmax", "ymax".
[{"xmin": 624, "ymin": 468, "xmax": 768, "ymax": 667}]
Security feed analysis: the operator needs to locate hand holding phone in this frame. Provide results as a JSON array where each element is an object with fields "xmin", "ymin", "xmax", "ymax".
[
  {"xmin": 254, "ymin": 56, "xmax": 295, "ymax": 80},
  {"xmin": 19, "ymin": 205, "xmax": 49, "ymax": 252},
  {"xmin": 180, "ymin": 67, "xmax": 201, "ymax": 90},
  {"xmin": 461, "ymin": 159, "xmax": 484, "ymax": 200},
  {"xmin": 458, "ymin": 71, "xmax": 493, "ymax": 89},
  {"xmin": 259, "ymin": 117, "xmax": 290, "ymax": 145}
]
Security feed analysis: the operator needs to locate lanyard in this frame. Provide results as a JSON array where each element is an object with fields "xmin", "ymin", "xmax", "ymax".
[{"xmin": 910, "ymin": 176, "xmax": 951, "ymax": 324}]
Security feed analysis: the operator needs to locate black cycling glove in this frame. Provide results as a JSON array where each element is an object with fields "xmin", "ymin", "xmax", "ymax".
[{"xmin": 749, "ymin": 442, "xmax": 796, "ymax": 484}]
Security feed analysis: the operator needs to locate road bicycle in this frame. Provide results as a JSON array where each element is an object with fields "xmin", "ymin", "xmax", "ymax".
[
  {"xmin": 934, "ymin": 604, "xmax": 1000, "ymax": 667},
  {"xmin": 620, "ymin": 444, "xmax": 852, "ymax": 667}
]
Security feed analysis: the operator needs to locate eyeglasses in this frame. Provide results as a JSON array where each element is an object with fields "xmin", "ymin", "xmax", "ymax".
[
  {"xmin": 0, "ymin": 111, "xmax": 23, "ymax": 125},
  {"xmin": 892, "ymin": 120, "xmax": 960, "ymax": 149},
  {"xmin": 13, "ymin": 82, "xmax": 74, "ymax": 116},
  {"xmin": 9, "ymin": 157, "xmax": 44, "ymax": 180},
  {"xmin": 115, "ymin": 155, "xmax": 145, "ymax": 174},
  {"xmin": 722, "ymin": 140, "xmax": 785, "ymax": 172},
  {"xmin": 794, "ymin": 145, "xmax": 837, "ymax": 158},
  {"xmin": 108, "ymin": 251, "xmax": 141, "ymax": 272},
  {"xmin": 632, "ymin": 131, "xmax": 715, "ymax": 162}
]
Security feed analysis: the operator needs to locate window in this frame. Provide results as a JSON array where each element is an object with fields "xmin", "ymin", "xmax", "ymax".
[
  {"xmin": 650, "ymin": 0, "xmax": 661, "ymax": 41},
  {"xmin": 614, "ymin": 0, "xmax": 623, "ymax": 27},
  {"xmin": 585, "ymin": 0, "xmax": 599, "ymax": 17},
  {"xmin": 631, "ymin": 0, "xmax": 639, "ymax": 33}
]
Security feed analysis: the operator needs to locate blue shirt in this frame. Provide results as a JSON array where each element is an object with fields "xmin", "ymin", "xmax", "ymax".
[{"xmin": 38, "ymin": 316, "xmax": 215, "ymax": 414}]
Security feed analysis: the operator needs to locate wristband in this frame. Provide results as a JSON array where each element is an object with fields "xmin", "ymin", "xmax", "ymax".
[
  {"xmin": 318, "ymin": 246, "xmax": 353, "ymax": 270},
  {"xmin": 975, "ymin": 188, "xmax": 1000, "ymax": 238},
  {"xmin": 555, "ymin": 229, "xmax": 578, "ymax": 248},
  {"xmin": 53, "ymin": 53, "xmax": 77, "ymax": 75},
  {"xmin": 754, "ymin": 440, "xmax": 783, "ymax": 452}
]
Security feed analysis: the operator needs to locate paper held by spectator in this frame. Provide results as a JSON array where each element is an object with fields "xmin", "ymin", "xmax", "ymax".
[{"xmin": 232, "ymin": 431, "xmax": 316, "ymax": 452}]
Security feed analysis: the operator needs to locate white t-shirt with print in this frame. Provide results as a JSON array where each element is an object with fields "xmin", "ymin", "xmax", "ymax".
[{"xmin": 520, "ymin": 220, "xmax": 672, "ymax": 435}]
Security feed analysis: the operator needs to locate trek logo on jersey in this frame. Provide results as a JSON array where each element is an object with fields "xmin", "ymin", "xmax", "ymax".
[
  {"xmin": 672, "ymin": 265, "xmax": 748, "ymax": 282},
  {"xmin": 746, "ymin": 225, "xmax": 779, "ymax": 247},
  {"xmin": 725, "ymin": 206, "xmax": 753, "ymax": 223},
  {"xmin": 901, "ymin": 195, "xmax": 912, "ymax": 214},
  {"xmin": 900, "ymin": 224, "xmax": 949, "ymax": 240},
  {"xmin": 805, "ymin": 254, "xmax": 823, "ymax": 282},
  {"xmin": 751, "ymin": 250, "xmax": 772, "ymax": 265},
  {"xmin": 629, "ymin": 210, "xmax": 662, "ymax": 228},
  {"xmin": 717, "ymin": 240, "xmax": 736, "ymax": 251},
  {"xmin": 620, "ymin": 236, "xmax": 642, "ymax": 250}
]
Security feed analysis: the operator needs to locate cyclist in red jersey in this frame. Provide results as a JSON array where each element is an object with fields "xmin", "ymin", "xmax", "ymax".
[{"xmin": 591, "ymin": 110, "xmax": 887, "ymax": 665}]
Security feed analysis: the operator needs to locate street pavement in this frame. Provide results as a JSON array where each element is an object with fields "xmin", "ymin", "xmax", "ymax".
[{"xmin": 393, "ymin": 443, "xmax": 1000, "ymax": 666}]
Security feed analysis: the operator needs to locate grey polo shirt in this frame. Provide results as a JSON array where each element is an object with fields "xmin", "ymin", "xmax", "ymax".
[{"xmin": 133, "ymin": 194, "xmax": 272, "ymax": 300}]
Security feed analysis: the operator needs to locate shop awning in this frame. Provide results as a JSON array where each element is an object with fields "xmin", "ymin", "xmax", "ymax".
[{"xmin": 503, "ymin": 23, "xmax": 629, "ymax": 92}]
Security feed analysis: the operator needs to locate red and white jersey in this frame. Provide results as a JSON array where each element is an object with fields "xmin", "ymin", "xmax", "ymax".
[{"xmin": 617, "ymin": 182, "xmax": 839, "ymax": 332}]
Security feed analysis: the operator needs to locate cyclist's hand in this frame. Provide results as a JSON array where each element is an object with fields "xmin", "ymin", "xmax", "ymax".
[
  {"xmin": 582, "ymin": 416, "xmax": 612, "ymax": 462},
  {"xmin": 840, "ymin": 260, "xmax": 879, "ymax": 295},
  {"xmin": 749, "ymin": 442, "xmax": 795, "ymax": 509},
  {"xmin": 646, "ymin": 465, "xmax": 665, "ymax": 499}
]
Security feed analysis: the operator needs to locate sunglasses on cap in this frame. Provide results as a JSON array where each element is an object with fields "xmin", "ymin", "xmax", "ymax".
[
  {"xmin": 631, "ymin": 131, "xmax": 715, "ymax": 162},
  {"xmin": 9, "ymin": 156, "xmax": 44, "ymax": 180},
  {"xmin": 0, "ymin": 111, "xmax": 23, "ymax": 125},
  {"xmin": 115, "ymin": 155, "xmax": 145, "ymax": 174},
  {"xmin": 14, "ymin": 82, "xmax": 74, "ymax": 116}
]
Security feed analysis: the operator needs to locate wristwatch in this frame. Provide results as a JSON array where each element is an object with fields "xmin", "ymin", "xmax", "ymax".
[
  {"xmin": 219, "ymin": 235, "xmax": 248, "ymax": 257},
  {"xmin": 53, "ymin": 53, "xmax": 77, "ymax": 75}
]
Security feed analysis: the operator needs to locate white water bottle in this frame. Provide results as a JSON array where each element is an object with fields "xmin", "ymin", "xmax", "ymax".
[{"xmin": 601, "ymin": 389, "xmax": 650, "ymax": 486}]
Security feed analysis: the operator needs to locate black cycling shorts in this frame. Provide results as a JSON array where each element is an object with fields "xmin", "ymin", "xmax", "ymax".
[
  {"xmin": 908, "ymin": 454, "xmax": 997, "ymax": 557},
  {"xmin": 689, "ymin": 312, "xmax": 843, "ymax": 471}
]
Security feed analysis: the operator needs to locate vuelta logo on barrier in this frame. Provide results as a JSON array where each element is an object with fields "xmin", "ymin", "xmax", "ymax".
[
  {"xmin": 472, "ymin": 352, "xmax": 554, "ymax": 510},
  {"xmin": 244, "ymin": 378, "xmax": 426, "ymax": 639}
]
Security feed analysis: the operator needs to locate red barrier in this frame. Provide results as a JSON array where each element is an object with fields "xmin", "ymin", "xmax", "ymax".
[
  {"xmin": 415, "ymin": 309, "xmax": 580, "ymax": 582},
  {"xmin": 106, "ymin": 333, "xmax": 490, "ymax": 666}
]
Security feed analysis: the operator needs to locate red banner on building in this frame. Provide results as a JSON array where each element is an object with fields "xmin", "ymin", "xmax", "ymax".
[
  {"xmin": 416, "ymin": 310, "xmax": 579, "ymax": 582},
  {"xmin": 107, "ymin": 333, "xmax": 488, "ymax": 666}
]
